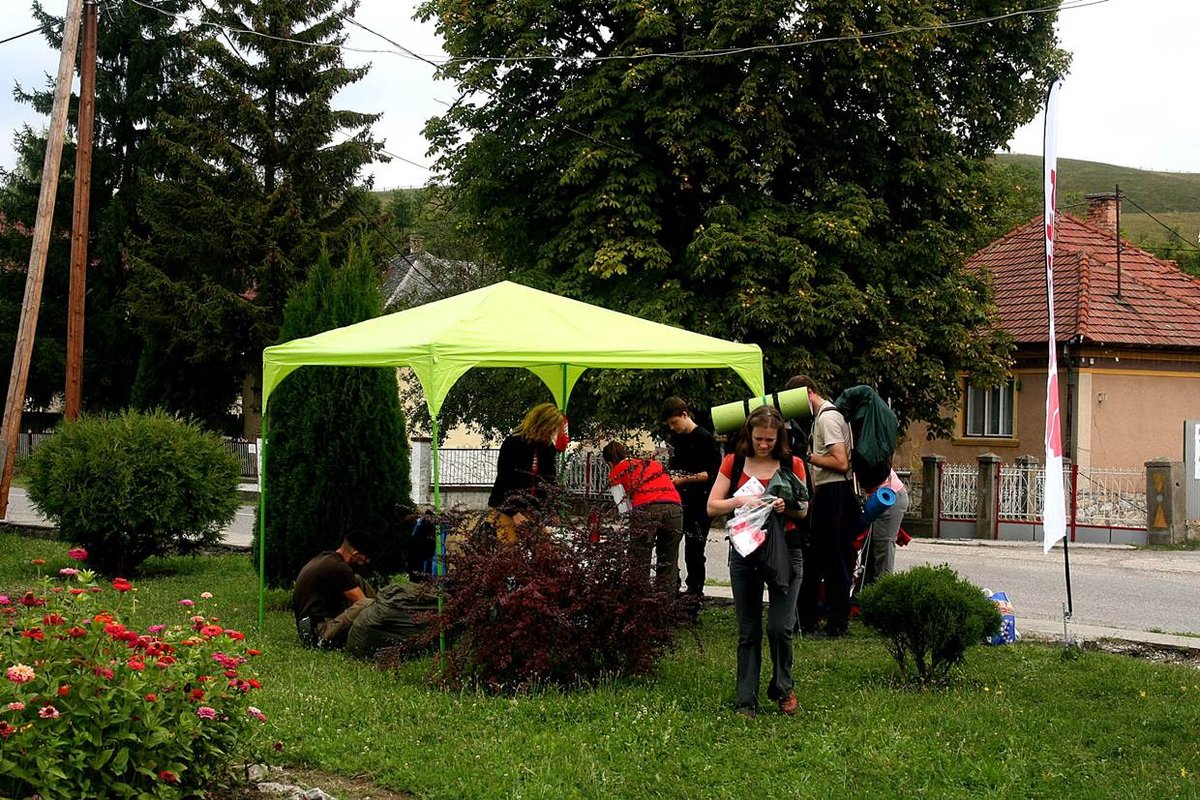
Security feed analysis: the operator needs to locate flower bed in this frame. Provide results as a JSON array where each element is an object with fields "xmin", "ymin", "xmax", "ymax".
[{"xmin": 0, "ymin": 550, "xmax": 265, "ymax": 798}]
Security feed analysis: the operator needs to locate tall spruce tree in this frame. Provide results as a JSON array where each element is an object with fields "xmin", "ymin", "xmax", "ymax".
[
  {"xmin": 0, "ymin": 0, "xmax": 197, "ymax": 413},
  {"xmin": 257, "ymin": 240, "xmax": 413, "ymax": 588},
  {"xmin": 127, "ymin": 0, "xmax": 384, "ymax": 428}
]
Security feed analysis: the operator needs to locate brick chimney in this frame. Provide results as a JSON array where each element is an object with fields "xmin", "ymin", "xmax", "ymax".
[
  {"xmin": 406, "ymin": 234, "xmax": 425, "ymax": 255},
  {"xmin": 1085, "ymin": 192, "xmax": 1119, "ymax": 232}
]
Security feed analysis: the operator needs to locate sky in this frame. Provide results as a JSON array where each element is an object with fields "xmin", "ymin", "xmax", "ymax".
[{"xmin": 1, "ymin": 0, "xmax": 1198, "ymax": 191}]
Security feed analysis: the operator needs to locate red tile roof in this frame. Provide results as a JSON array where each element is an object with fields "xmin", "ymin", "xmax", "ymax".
[{"xmin": 967, "ymin": 213, "xmax": 1200, "ymax": 349}]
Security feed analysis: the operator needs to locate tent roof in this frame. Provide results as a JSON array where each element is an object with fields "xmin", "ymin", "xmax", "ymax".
[{"xmin": 262, "ymin": 281, "xmax": 765, "ymax": 415}]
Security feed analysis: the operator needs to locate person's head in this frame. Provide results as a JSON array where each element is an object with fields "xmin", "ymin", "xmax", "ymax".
[
  {"xmin": 736, "ymin": 405, "xmax": 789, "ymax": 460},
  {"xmin": 785, "ymin": 374, "xmax": 823, "ymax": 410},
  {"xmin": 601, "ymin": 441, "xmax": 628, "ymax": 466},
  {"xmin": 659, "ymin": 396, "xmax": 697, "ymax": 435},
  {"xmin": 515, "ymin": 402, "xmax": 566, "ymax": 445},
  {"xmin": 336, "ymin": 536, "xmax": 370, "ymax": 567}
]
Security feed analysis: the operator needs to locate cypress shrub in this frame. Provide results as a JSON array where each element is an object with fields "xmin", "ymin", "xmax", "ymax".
[{"xmin": 257, "ymin": 240, "xmax": 413, "ymax": 587}]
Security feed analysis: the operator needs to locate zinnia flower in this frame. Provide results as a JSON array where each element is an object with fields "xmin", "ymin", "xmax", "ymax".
[
  {"xmin": 0, "ymin": 722, "xmax": 14, "ymax": 738},
  {"xmin": 7, "ymin": 702, "xmax": 25, "ymax": 712},
  {"xmin": 200, "ymin": 592, "xmax": 213, "ymax": 599},
  {"xmin": 58, "ymin": 567, "xmax": 78, "ymax": 577},
  {"xmin": 159, "ymin": 770, "xmax": 178, "ymax": 783},
  {"xmin": 57, "ymin": 685, "xmax": 70, "ymax": 697},
  {"xmin": 111, "ymin": 578, "xmax": 132, "ymax": 593},
  {"xmin": 67, "ymin": 548, "xmax": 88, "ymax": 561},
  {"xmin": 6, "ymin": 664, "xmax": 35, "ymax": 684},
  {"xmin": 178, "ymin": 599, "xmax": 195, "ymax": 607},
  {"xmin": 144, "ymin": 693, "xmax": 158, "ymax": 703},
  {"xmin": 29, "ymin": 559, "xmax": 46, "ymax": 566},
  {"xmin": 0, "ymin": 595, "xmax": 8, "ymax": 604},
  {"xmin": 38, "ymin": 705, "xmax": 59, "ymax": 719},
  {"xmin": 246, "ymin": 706, "xmax": 268, "ymax": 722},
  {"xmin": 196, "ymin": 706, "xmax": 217, "ymax": 720}
]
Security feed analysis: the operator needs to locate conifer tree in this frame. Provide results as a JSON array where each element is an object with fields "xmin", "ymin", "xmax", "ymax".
[
  {"xmin": 257, "ymin": 240, "xmax": 413, "ymax": 588},
  {"xmin": 128, "ymin": 0, "xmax": 384, "ymax": 427}
]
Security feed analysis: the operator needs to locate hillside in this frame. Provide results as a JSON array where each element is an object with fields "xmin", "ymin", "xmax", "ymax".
[{"xmin": 996, "ymin": 154, "xmax": 1200, "ymax": 251}]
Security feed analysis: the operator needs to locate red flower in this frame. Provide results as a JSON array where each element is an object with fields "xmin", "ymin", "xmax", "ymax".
[
  {"xmin": 226, "ymin": 630, "xmax": 245, "ymax": 641},
  {"xmin": 144, "ymin": 693, "xmax": 158, "ymax": 702},
  {"xmin": 190, "ymin": 688, "xmax": 205, "ymax": 701},
  {"xmin": 159, "ymin": 770, "xmax": 178, "ymax": 783},
  {"xmin": 92, "ymin": 612, "xmax": 113, "ymax": 625},
  {"xmin": 155, "ymin": 656, "xmax": 176, "ymax": 669},
  {"xmin": 18, "ymin": 593, "xmax": 45, "ymax": 607},
  {"xmin": 67, "ymin": 547, "xmax": 88, "ymax": 561},
  {"xmin": 66, "ymin": 626, "xmax": 87, "ymax": 638},
  {"xmin": 111, "ymin": 578, "xmax": 132, "ymax": 593},
  {"xmin": 56, "ymin": 685, "xmax": 70, "ymax": 697},
  {"xmin": 248, "ymin": 678, "xmax": 262, "ymax": 689},
  {"xmin": 20, "ymin": 628, "xmax": 45, "ymax": 641},
  {"xmin": 68, "ymin": 588, "xmax": 85, "ymax": 596},
  {"xmin": 0, "ymin": 722, "xmax": 14, "ymax": 738},
  {"xmin": 126, "ymin": 658, "xmax": 145, "ymax": 672},
  {"xmin": 42, "ymin": 614, "xmax": 64, "ymax": 627},
  {"xmin": 246, "ymin": 649, "xmax": 261, "ymax": 657},
  {"xmin": 29, "ymin": 559, "xmax": 46, "ymax": 566},
  {"xmin": 200, "ymin": 625, "xmax": 223, "ymax": 638}
]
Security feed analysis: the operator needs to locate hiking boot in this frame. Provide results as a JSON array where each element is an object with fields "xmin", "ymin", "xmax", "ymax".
[
  {"xmin": 734, "ymin": 706, "xmax": 757, "ymax": 720},
  {"xmin": 296, "ymin": 616, "xmax": 317, "ymax": 648},
  {"xmin": 778, "ymin": 691, "xmax": 799, "ymax": 716}
]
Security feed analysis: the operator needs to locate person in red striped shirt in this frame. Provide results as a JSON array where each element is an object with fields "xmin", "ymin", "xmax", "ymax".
[{"xmin": 603, "ymin": 441, "xmax": 684, "ymax": 591}]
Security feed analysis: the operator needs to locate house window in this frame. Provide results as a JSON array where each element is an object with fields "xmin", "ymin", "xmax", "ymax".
[{"xmin": 964, "ymin": 380, "xmax": 1014, "ymax": 438}]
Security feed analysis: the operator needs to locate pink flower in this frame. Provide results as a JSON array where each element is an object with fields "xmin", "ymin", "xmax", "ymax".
[
  {"xmin": 6, "ymin": 664, "xmax": 35, "ymax": 684},
  {"xmin": 67, "ymin": 547, "xmax": 88, "ymax": 561},
  {"xmin": 246, "ymin": 706, "xmax": 268, "ymax": 722},
  {"xmin": 178, "ymin": 599, "xmax": 195, "ymax": 607},
  {"xmin": 196, "ymin": 706, "xmax": 217, "ymax": 720},
  {"xmin": 147, "ymin": 624, "xmax": 165, "ymax": 634},
  {"xmin": 200, "ymin": 592, "xmax": 213, "ymax": 599},
  {"xmin": 38, "ymin": 705, "xmax": 59, "ymax": 719},
  {"xmin": 7, "ymin": 702, "xmax": 25, "ymax": 712},
  {"xmin": 0, "ymin": 595, "xmax": 8, "ymax": 605},
  {"xmin": 58, "ymin": 567, "xmax": 79, "ymax": 577}
]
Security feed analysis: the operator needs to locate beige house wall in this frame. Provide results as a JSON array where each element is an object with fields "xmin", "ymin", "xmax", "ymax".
[{"xmin": 896, "ymin": 355, "xmax": 1200, "ymax": 470}]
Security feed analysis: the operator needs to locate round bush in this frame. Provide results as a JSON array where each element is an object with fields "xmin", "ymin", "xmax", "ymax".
[
  {"xmin": 25, "ymin": 410, "xmax": 241, "ymax": 576},
  {"xmin": 858, "ymin": 564, "xmax": 1002, "ymax": 685}
]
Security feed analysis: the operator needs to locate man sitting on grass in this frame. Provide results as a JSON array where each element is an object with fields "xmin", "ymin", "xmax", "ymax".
[{"xmin": 293, "ymin": 536, "xmax": 376, "ymax": 649}]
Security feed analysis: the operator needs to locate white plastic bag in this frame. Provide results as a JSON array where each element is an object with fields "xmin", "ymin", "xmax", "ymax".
[{"xmin": 726, "ymin": 493, "xmax": 777, "ymax": 557}]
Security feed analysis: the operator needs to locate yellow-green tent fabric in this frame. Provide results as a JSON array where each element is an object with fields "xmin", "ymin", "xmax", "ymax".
[
  {"xmin": 262, "ymin": 281, "xmax": 764, "ymax": 416},
  {"xmin": 257, "ymin": 281, "xmax": 764, "ymax": 626}
]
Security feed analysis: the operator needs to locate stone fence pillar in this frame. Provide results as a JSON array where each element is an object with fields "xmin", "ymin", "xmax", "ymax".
[
  {"xmin": 410, "ymin": 437, "xmax": 432, "ymax": 508},
  {"xmin": 910, "ymin": 454, "xmax": 944, "ymax": 538},
  {"xmin": 1145, "ymin": 458, "xmax": 1185, "ymax": 545},
  {"xmin": 975, "ymin": 452, "xmax": 1001, "ymax": 540}
]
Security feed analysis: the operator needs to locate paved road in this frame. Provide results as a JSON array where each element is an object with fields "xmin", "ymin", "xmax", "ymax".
[{"xmin": 696, "ymin": 531, "xmax": 1200, "ymax": 637}]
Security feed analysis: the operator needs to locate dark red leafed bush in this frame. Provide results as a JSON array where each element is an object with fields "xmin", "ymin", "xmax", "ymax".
[{"xmin": 413, "ymin": 503, "xmax": 682, "ymax": 693}]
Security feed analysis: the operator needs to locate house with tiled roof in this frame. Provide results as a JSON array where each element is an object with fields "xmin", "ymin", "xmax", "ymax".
[{"xmin": 898, "ymin": 194, "xmax": 1200, "ymax": 470}]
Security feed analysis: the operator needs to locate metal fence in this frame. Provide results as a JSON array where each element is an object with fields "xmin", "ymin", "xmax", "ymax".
[
  {"xmin": 222, "ymin": 438, "xmax": 259, "ymax": 479},
  {"xmin": 941, "ymin": 462, "xmax": 1146, "ymax": 527},
  {"xmin": 436, "ymin": 448, "xmax": 610, "ymax": 496},
  {"xmin": 13, "ymin": 432, "xmax": 53, "ymax": 458}
]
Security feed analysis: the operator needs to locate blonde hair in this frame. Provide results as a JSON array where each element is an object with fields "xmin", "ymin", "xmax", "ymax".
[{"xmin": 515, "ymin": 402, "xmax": 564, "ymax": 444}]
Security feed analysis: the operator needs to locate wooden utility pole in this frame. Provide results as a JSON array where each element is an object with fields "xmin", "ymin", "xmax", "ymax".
[
  {"xmin": 0, "ymin": 0, "xmax": 86, "ymax": 517},
  {"xmin": 66, "ymin": 0, "xmax": 98, "ymax": 421}
]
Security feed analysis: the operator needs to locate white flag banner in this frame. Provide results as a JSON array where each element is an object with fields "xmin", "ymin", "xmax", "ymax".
[{"xmin": 1042, "ymin": 78, "xmax": 1067, "ymax": 553}]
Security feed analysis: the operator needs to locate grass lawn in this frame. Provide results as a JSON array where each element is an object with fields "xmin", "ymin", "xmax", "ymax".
[{"xmin": 3, "ymin": 529, "xmax": 1198, "ymax": 799}]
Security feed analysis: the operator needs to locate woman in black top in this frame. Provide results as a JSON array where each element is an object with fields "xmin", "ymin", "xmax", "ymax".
[{"xmin": 486, "ymin": 402, "xmax": 566, "ymax": 541}]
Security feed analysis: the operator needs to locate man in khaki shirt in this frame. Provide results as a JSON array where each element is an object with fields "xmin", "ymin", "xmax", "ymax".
[{"xmin": 788, "ymin": 375, "xmax": 859, "ymax": 637}]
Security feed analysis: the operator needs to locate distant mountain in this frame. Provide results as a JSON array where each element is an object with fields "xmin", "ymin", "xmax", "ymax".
[{"xmin": 996, "ymin": 154, "xmax": 1200, "ymax": 249}]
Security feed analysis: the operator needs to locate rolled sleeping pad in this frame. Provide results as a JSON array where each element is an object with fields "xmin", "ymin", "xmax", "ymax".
[
  {"xmin": 710, "ymin": 387, "xmax": 811, "ymax": 433},
  {"xmin": 859, "ymin": 486, "xmax": 897, "ymax": 529}
]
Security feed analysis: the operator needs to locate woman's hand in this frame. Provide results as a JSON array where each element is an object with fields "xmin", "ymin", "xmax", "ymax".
[{"xmin": 771, "ymin": 496, "xmax": 785, "ymax": 513}]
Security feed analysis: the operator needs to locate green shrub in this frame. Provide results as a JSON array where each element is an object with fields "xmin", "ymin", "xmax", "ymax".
[
  {"xmin": 0, "ymin": 553, "xmax": 266, "ymax": 798},
  {"xmin": 25, "ymin": 410, "xmax": 241, "ymax": 576},
  {"xmin": 858, "ymin": 564, "xmax": 1002, "ymax": 685}
]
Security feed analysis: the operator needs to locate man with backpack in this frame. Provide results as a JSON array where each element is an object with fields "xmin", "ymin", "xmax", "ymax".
[
  {"xmin": 660, "ymin": 397, "xmax": 722, "ymax": 598},
  {"xmin": 789, "ymin": 375, "xmax": 860, "ymax": 637}
]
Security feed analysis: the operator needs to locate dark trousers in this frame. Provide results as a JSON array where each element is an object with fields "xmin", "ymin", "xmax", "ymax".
[
  {"xmin": 797, "ymin": 480, "xmax": 859, "ymax": 634},
  {"xmin": 681, "ymin": 496, "xmax": 710, "ymax": 595},
  {"xmin": 629, "ymin": 502, "xmax": 684, "ymax": 590},
  {"xmin": 729, "ymin": 545, "xmax": 804, "ymax": 712}
]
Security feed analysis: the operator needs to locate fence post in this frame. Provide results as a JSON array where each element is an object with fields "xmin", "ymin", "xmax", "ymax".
[
  {"xmin": 1015, "ymin": 453, "xmax": 1038, "ymax": 521},
  {"xmin": 410, "ymin": 437, "xmax": 432, "ymax": 508},
  {"xmin": 914, "ymin": 454, "xmax": 943, "ymax": 539},
  {"xmin": 1145, "ymin": 458, "xmax": 1185, "ymax": 545},
  {"xmin": 975, "ymin": 452, "xmax": 1001, "ymax": 540}
]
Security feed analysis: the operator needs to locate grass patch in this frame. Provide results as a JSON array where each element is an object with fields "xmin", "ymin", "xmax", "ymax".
[{"xmin": 2, "ymin": 531, "xmax": 1198, "ymax": 799}]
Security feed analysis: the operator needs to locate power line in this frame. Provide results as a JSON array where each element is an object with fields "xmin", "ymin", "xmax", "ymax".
[
  {"xmin": 0, "ymin": 26, "xmax": 47, "ymax": 46},
  {"xmin": 1121, "ymin": 194, "xmax": 1200, "ymax": 254}
]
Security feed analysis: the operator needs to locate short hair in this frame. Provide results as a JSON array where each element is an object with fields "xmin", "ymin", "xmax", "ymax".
[
  {"xmin": 515, "ymin": 402, "xmax": 565, "ymax": 444},
  {"xmin": 735, "ymin": 405, "xmax": 790, "ymax": 460},
  {"xmin": 659, "ymin": 396, "xmax": 690, "ymax": 422},
  {"xmin": 341, "ymin": 533, "xmax": 369, "ymax": 554},
  {"xmin": 601, "ymin": 441, "xmax": 628, "ymax": 465},
  {"xmin": 785, "ymin": 374, "xmax": 820, "ymax": 394}
]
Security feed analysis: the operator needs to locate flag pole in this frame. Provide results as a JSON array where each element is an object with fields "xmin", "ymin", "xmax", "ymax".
[{"xmin": 1041, "ymin": 76, "xmax": 1073, "ymax": 631}]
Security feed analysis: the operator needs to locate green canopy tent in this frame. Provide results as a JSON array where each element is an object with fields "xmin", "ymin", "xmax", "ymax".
[{"xmin": 257, "ymin": 281, "xmax": 765, "ymax": 626}]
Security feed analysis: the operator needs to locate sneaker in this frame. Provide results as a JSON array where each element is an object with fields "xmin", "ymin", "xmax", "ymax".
[{"xmin": 778, "ymin": 691, "xmax": 799, "ymax": 716}]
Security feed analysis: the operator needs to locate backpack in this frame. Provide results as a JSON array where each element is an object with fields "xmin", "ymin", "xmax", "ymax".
[{"xmin": 828, "ymin": 385, "xmax": 898, "ymax": 489}]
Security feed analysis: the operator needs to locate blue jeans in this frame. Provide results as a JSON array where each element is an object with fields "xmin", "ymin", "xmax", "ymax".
[{"xmin": 729, "ymin": 544, "xmax": 804, "ymax": 711}]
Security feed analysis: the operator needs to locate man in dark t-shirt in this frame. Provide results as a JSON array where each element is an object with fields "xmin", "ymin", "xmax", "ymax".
[
  {"xmin": 661, "ymin": 397, "xmax": 722, "ymax": 597},
  {"xmin": 292, "ymin": 537, "xmax": 376, "ymax": 648}
]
